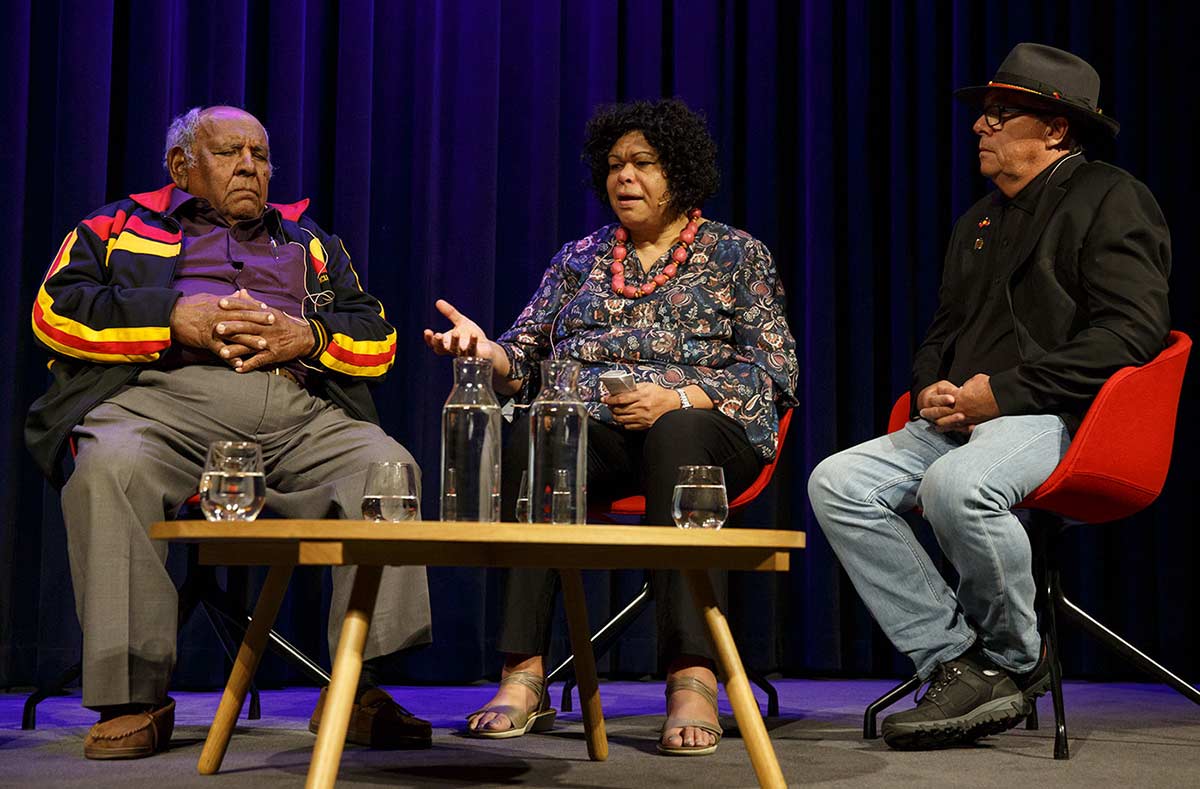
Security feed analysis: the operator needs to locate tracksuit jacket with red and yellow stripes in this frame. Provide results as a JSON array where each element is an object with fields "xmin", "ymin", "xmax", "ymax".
[{"xmin": 26, "ymin": 183, "xmax": 397, "ymax": 485}]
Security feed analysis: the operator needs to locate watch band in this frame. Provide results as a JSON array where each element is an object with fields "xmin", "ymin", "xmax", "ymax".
[{"xmin": 677, "ymin": 388, "xmax": 693, "ymax": 410}]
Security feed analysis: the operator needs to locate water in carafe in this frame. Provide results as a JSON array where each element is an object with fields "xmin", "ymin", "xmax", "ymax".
[
  {"xmin": 528, "ymin": 360, "xmax": 587, "ymax": 523},
  {"xmin": 441, "ymin": 356, "xmax": 502, "ymax": 521}
]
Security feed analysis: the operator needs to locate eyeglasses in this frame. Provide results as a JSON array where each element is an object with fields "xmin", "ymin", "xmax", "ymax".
[{"xmin": 981, "ymin": 103, "xmax": 1032, "ymax": 130}]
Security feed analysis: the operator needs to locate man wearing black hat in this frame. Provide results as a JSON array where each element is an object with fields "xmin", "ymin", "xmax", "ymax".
[{"xmin": 808, "ymin": 43, "xmax": 1171, "ymax": 750}]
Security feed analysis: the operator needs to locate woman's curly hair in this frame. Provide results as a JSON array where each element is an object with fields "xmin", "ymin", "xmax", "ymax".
[{"xmin": 581, "ymin": 98, "xmax": 719, "ymax": 217}]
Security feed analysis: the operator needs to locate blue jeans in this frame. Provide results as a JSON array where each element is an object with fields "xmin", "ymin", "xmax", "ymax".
[{"xmin": 808, "ymin": 415, "xmax": 1070, "ymax": 679}]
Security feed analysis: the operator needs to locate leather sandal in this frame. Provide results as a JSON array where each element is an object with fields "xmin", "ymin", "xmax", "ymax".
[
  {"xmin": 658, "ymin": 677, "xmax": 723, "ymax": 757},
  {"xmin": 465, "ymin": 670, "xmax": 557, "ymax": 738}
]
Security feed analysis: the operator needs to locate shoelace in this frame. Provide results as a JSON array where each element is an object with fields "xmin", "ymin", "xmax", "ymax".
[{"xmin": 913, "ymin": 662, "xmax": 966, "ymax": 705}]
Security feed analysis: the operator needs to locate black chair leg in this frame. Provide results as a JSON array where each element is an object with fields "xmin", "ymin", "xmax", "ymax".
[
  {"xmin": 22, "ymin": 662, "xmax": 82, "ymax": 730},
  {"xmin": 863, "ymin": 674, "xmax": 922, "ymax": 739},
  {"xmin": 1026, "ymin": 699, "xmax": 1039, "ymax": 730},
  {"xmin": 547, "ymin": 581, "xmax": 652, "ymax": 712},
  {"xmin": 1053, "ymin": 576, "xmax": 1200, "ymax": 705},
  {"xmin": 747, "ymin": 667, "xmax": 779, "ymax": 718},
  {"xmin": 1046, "ymin": 568, "xmax": 1069, "ymax": 759},
  {"xmin": 201, "ymin": 601, "xmax": 261, "ymax": 720}
]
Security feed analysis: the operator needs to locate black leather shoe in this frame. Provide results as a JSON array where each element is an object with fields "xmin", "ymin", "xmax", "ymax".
[{"xmin": 882, "ymin": 646, "xmax": 1030, "ymax": 750}]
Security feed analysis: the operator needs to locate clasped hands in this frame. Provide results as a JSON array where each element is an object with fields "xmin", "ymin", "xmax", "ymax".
[
  {"xmin": 169, "ymin": 289, "xmax": 314, "ymax": 373},
  {"xmin": 917, "ymin": 374, "xmax": 1000, "ymax": 433}
]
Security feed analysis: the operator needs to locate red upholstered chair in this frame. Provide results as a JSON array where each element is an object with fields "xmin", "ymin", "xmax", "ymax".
[
  {"xmin": 863, "ymin": 331, "xmax": 1196, "ymax": 759},
  {"xmin": 548, "ymin": 409, "xmax": 794, "ymax": 715}
]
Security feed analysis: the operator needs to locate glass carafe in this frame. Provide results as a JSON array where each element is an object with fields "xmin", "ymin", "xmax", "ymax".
[
  {"xmin": 527, "ymin": 359, "xmax": 587, "ymax": 523},
  {"xmin": 440, "ymin": 356, "xmax": 502, "ymax": 521}
]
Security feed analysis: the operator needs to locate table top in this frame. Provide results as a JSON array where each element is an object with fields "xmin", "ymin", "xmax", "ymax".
[{"xmin": 151, "ymin": 520, "xmax": 806, "ymax": 572}]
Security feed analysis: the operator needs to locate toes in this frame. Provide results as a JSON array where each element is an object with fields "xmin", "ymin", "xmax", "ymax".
[{"xmin": 483, "ymin": 713, "xmax": 512, "ymax": 731}]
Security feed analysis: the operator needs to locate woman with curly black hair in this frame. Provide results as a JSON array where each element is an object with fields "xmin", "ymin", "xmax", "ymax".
[{"xmin": 424, "ymin": 98, "xmax": 798, "ymax": 756}]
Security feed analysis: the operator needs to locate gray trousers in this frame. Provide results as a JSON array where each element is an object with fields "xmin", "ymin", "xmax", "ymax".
[{"xmin": 62, "ymin": 365, "xmax": 431, "ymax": 708}]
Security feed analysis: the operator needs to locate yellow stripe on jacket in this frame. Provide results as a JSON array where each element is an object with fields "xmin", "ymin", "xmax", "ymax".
[
  {"xmin": 105, "ymin": 233, "xmax": 181, "ymax": 264},
  {"xmin": 318, "ymin": 330, "xmax": 397, "ymax": 377}
]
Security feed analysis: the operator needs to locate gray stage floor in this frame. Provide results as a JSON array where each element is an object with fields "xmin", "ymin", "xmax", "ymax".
[{"xmin": 2, "ymin": 679, "xmax": 1198, "ymax": 787}]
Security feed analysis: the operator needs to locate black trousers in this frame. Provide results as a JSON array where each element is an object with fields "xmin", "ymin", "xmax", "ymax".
[{"xmin": 497, "ymin": 408, "xmax": 763, "ymax": 665}]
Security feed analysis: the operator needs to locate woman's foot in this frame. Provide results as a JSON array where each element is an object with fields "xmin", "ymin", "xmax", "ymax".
[
  {"xmin": 467, "ymin": 655, "xmax": 555, "ymax": 736},
  {"xmin": 660, "ymin": 661, "xmax": 722, "ymax": 754}
]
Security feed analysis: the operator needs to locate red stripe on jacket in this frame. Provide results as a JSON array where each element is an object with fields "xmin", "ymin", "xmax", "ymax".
[
  {"xmin": 32, "ymin": 300, "xmax": 171, "ymax": 355},
  {"xmin": 323, "ymin": 340, "xmax": 396, "ymax": 368},
  {"xmin": 125, "ymin": 214, "xmax": 182, "ymax": 243},
  {"xmin": 82, "ymin": 210, "xmax": 129, "ymax": 241}
]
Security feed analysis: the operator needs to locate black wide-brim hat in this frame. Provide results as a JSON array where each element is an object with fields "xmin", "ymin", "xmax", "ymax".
[{"xmin": 955, "ymin": 43, "xmax": 1120, "ymax": 140}]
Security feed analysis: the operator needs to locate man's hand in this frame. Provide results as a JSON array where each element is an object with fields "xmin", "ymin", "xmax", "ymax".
[
  {"xmin": 215, "ymin": 303, "xmax": 317, "ymax": 373},
  {"xmin": 916, "ymin": 380, "xmax": 958, "ymax": 423},
  {"xmin": 921, "ymin": 374, "xmax": 1001, "ymax": 432},
  {"xmin": 604, "ymin": 383, "xmax": 682, "ymax": 430},
  {"xmin": 169, "ymin": 290, "xmax": 274, "ymax": 356}
]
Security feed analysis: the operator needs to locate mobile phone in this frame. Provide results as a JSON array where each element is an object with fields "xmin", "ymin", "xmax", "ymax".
[{"xmin": 599, "ymin": 370, "xmax": 637, "ymax": 395}]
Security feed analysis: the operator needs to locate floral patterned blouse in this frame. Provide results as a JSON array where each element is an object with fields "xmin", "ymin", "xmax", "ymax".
[{"xmin": 496, "ymin": 220, "xmax": 799, "ymax": 460}]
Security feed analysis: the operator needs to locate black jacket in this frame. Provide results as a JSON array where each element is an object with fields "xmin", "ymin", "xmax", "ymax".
[{"xmin": 912, "ymin": 156, "xmax": 1172, "ymax": 434}]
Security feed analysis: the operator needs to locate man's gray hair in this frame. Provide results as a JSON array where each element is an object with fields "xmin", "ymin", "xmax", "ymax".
[
  {"xmin": 162, "ymin": 105, "xmax": 274, "ymax": 174},
  {"xmin": 163, "ymin": 107, "xmax": 204, "ymax": 171}
]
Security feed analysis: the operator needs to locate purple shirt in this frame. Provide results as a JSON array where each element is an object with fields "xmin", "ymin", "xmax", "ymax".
[{"xmin": 161, "ymin": 189, "xmax": 313, "ymax": 379}]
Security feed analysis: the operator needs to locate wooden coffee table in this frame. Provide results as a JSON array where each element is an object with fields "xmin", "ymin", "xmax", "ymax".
[{"xmin": 150, "ymin": 520, "xmax": 805, "ymax": 788}]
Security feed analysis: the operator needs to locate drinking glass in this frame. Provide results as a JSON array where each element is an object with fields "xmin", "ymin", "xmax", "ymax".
[
  {"xmin": 514, "ymin": 469, "xmax": 531, "ymax": 523},
  {"xmin": 671, "ymin": 465, "xmax": 729, "ymax": 530},
  {"xmin": 362, "ymin": 461, "xmax": 420, "ymax": 522},
  {"xmin": 200, "ymin": 441, "xmax": 266, "ymax": 521}
]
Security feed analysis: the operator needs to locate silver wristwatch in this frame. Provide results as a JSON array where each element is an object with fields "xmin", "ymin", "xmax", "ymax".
[{"xmin": 676, "ymin": 388, "xmax": 693, "ymax": 410}]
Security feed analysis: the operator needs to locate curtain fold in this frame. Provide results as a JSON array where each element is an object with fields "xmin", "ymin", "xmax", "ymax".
[{"xmin": 2, "ymin": 0, "xmax": 1196, "ymax": 689}]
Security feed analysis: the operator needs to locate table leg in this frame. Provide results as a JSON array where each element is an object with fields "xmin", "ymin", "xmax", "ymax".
[
  {"xmin": 198, "ymin": 564, "xmax": 293, "ymax": 775},
  {"xmin": 306, "ymin": 564, "xmax": 383, "ymax": 789},
  {"xmin": 559, "ymin": 568, "xmax": 608, "ymax": 761},
  {"xmin": 684, "ymin": 569, "xmax": 785, "ymax": 789}
]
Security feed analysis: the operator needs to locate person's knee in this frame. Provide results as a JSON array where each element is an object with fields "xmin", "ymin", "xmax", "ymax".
[
  {"xmin": 348, "ymin": 431, "xmax": 418, "ymax": 471},
  {"xmin": 644, "ymin": 410, "xmax": 722, "ymax": 463},
  {"xmin": 807, "ymin": 452, "xmax": 854, "ymax": 522},
  {"xmin": 66, "ymin": 439, "xmax": 154, "ymax": 499},
  {"xmin": 918, "ymin": 457, "xmax": 996, "ymax": 525}
]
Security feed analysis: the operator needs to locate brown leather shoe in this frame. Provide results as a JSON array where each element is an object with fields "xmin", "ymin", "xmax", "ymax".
[
  {"xmin": 309, "ymin": 687, "xmax": 432, "ymax": 749},
  {"xmin": 83, "ymin": 698, "xmax": 175, "ymax": 760}
]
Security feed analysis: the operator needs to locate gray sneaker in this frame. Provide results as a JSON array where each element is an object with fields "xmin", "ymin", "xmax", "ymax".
[{"xmin": 881, "ymin": 647, "xmax": 1031, "ymax": 750}]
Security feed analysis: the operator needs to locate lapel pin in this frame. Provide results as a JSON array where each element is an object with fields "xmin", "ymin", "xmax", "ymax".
[
  {"xmin": 974, "ymin": 238, "xmax": 984, "ymax": 250},
  {"xmin": 978, "ymin": 217, "xmax": 991, "ymax": 228}
]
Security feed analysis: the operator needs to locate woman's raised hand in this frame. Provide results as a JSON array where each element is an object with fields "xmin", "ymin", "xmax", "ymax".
[{"xmin": 423, "ymin": 298, "xmax": 504, "ymax": 360}]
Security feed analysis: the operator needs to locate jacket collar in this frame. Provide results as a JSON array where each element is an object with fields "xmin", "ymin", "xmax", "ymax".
[
  {"xmin": 1001, "ymin": 152, "xmax": 1087, "ymax": 277},
  {"xmin": 128, "ymin": 183, "xmax": 310, "ymax": 223}
]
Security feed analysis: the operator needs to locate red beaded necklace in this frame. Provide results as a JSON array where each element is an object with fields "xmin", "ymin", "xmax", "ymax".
[{"xmin": 610, "ymin": 208, "xmax": 702, "ymax": 298}]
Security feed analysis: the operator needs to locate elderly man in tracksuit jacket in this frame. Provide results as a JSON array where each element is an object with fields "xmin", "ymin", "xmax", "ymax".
[{"xmin": 27, "ymin": 106, "xmax": 431, "ymax": 759}]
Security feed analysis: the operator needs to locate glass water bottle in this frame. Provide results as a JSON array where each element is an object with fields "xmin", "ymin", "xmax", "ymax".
[
  {"xmin": 440, "ymin": 356, "xmax": 502, "ymax": 521},
  {"xmin": 527, "ymin": 359, "xmax": 587, "ymax": 523}
]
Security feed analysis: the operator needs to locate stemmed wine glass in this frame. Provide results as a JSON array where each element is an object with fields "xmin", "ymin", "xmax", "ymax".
[
  {"xmin": 362, "ymin": 462, "xmax": 420, "ymax": 522},
  {"xmin": 671, "ymin": 465, "xmax": 729, "ymax": 530},
  {"xmin": 199, "ymin": 441, "xmax": 266, "ymax": 521}
]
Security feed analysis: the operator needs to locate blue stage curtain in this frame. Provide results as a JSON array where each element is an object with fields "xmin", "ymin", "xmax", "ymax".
[{"xmin": 2, "ymin": 0, "xmax": 1197, "ymax": 689}]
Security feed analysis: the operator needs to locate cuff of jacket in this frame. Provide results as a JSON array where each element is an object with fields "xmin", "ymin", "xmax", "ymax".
[{"xmin": 306, "ymin": 316, "xmax": 328, "ymax": 359}]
